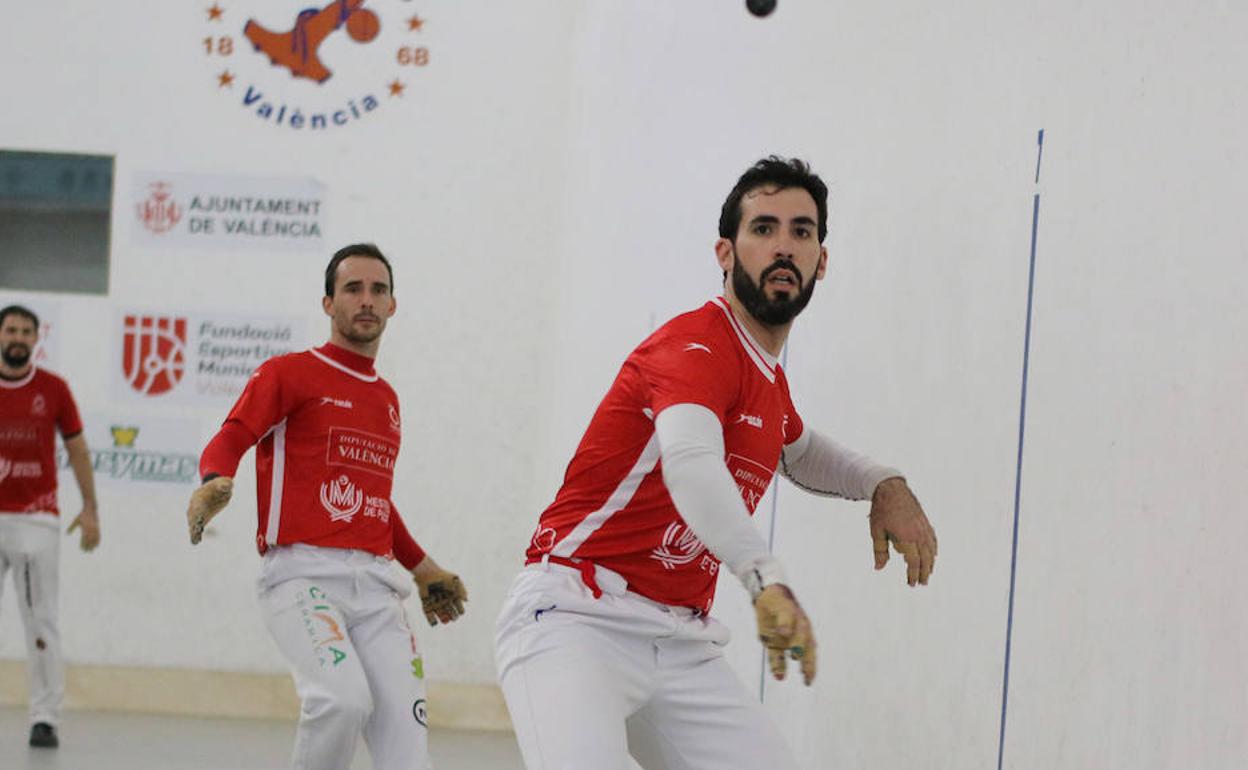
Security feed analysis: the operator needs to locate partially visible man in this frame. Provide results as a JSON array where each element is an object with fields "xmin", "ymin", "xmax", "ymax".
[
  {"xmin": 495, "ymin": 157, "xmax": 938, "ymax": 769},
  {"xmin": 0, "ymin": 304, "xmax": 100, "ymax": 749},
  {"xmin": 185, "ymin": 244, "xmax": 468, "ymax": 770}
]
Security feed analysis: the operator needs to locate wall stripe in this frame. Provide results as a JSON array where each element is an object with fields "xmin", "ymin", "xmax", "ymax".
[{"xmin": 998, "ymin": 128, "xmax": 1046, "ymax": 770}]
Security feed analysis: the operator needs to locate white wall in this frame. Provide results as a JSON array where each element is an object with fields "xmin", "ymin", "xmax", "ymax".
[
  {"xmin": 549, "ymin": 1, "xmax": 1246, "ymax": 769},
  {"xmin": 2, "ymin": 1, "xmax": 1246, "ymax": 768},
  {"xmin": 0, "ymin": 0, "xmax": 577, "ymax": 684}
]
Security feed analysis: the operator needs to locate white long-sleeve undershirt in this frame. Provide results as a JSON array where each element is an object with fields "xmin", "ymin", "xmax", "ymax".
[
  {"xmin": 779, "ymin": 428, "xmax": 902, "ymax": 501},
  {"xmin": 654, "ymin": 404, "xmax": 903, "ymax": 598},
  {"xmin": 654, "ymin": 403, "xmax": 787, "ymax": 597}
]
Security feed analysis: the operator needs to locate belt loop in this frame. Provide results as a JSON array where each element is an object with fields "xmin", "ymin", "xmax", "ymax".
[{"xmin": 574, "ymin": 560, "xmax": 603, "ymax": 599}]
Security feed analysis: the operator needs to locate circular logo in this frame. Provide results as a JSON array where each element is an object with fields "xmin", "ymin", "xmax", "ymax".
[
  {"xmin": 201, "ymin": 2, "xmax": 432, "ymax": 131},
  {"xmin": 412, "ymin": 698, "xmax": 427, "ymax": 726}
]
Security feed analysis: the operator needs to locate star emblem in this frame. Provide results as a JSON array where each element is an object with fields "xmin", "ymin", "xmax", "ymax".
[
  {"xmin": 207, "ymin": 4, "xmax": 224, "ymax": 21},
  {"xmin": 408, "ymin": 15, "xmax": 424, "ymax": 32},
  {"xmin": 218, "ymin": 70, "xmax": 235, "ymax": 88},
  {"xmin": 389, "ymin": 79, "xmax": 405, "ymax": 97}
]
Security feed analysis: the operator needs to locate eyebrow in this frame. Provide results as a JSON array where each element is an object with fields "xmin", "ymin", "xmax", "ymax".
[
  {"xmin": 341, "ymin": 279, "xmax": 391, "ymax": 289},
  {"xmin": 748, "ymin": 215, "xmax": 817, "ymax": 227}
]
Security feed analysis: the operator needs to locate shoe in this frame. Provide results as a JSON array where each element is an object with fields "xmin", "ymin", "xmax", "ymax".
[{"xmin": 29, "ymin": 722, "xmax": 58, "ymax": 748}]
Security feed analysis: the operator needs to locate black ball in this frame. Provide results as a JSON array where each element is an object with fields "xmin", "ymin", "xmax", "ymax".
[{"xmin": 747, "ymin": 0, "xmax": 777, "ymax": 17}]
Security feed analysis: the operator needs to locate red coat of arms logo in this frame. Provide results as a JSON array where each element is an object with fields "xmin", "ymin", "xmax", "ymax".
[
  {"xmin": 123, "ymin": 316, "xmax": 188, "ymax": 395},
  {"xmin": 136, "ymin": 182, "xmax": 182, "ymax": 234}
]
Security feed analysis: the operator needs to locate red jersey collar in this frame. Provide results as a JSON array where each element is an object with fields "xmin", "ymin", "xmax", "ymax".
[
  {"xmin": 713, "ymin": 297, "xmax": 779, "ymax": 382},
  {"xmin": 311, "ymin": 343, "xmax": 378, "ymax": 382},
  {"xmin": 0, "ymin": 365, "xmax": 36, "ymax": 388}
]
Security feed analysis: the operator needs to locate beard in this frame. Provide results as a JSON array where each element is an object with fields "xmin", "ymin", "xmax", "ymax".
[
  {"xmin": 337, "ymin": 315, "xmax": 384, "ymax": 344},
  {"xmin": 730, "ymin": 252, "xmax": 817, "ymax": 326},
  {"xmin": 1, "ymin": 343, "xmax": 31, "ymax": 368}
]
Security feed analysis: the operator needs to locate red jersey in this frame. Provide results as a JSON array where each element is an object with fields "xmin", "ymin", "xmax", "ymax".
[
  {"xmin": 221, "ymin": 344, "xmax": 405, "ymax": 558},
  {"xmin": 528, "ymin": 298, "xmax": 805, "ymax": 612},
  {"xmin": 0, "ymin": 368, "xmax": 83, "ymax": 515}
]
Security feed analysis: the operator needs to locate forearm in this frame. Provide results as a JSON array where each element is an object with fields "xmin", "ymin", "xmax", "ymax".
[
  {"xmin": 64, "ymin": 436, "xmax": 97, "ymax": 510},
  {"xmin": 199, "ymin": 420, "xmax": 258, "ymax": 481},
  {"xmin": 780, "ymin": 428, "xmax": 901, "ymax": 501},
  {"xmin": 655, "ymin": 404, "xmax": 786, "ymax": 596},
  {"xmin": 391, "ymin": 510, "xmax": 428, "ymax": 570}
]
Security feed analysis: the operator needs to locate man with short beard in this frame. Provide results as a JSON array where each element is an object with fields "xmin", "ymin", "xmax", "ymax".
[
  {"xmin": 495, "ymin": 157, "xmax": 939, "ymax": 770},
  {"xmin": 184, "ymin": 244, "xmax": 468, "ymax": 770},
  {"xmin": 0, "ymin": 304, "xmax": 100, "ymax": 749}
]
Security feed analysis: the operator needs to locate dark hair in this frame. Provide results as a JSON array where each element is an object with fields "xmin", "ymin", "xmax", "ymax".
[
  {"xmin": 718, "ymin": 156, "xmax": 829, "ymax": 243},
  {"xmin": 0, "ymin": 305, "xmax": 39, "ymax": 330},
  {"xmin": 324, "ymin": 243, "xmax": 394, "ymax": 297}
]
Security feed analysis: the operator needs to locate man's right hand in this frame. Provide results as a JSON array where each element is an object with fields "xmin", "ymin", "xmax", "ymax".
[
  {"xmin": 187, "ymin": 477, "xmax": 234, "ymax": 545},
  {"xmin": 754, "ymin": 583, "xmax": 817, "ymax": 685}
]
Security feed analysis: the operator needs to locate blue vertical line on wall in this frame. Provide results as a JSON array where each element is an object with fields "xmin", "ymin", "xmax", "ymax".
[
  {"xmin": 998, "ymin": 128, "xmax": 1045, "ymax": 770},
  {"xmin": 759, "ymin": 343, "xmax": 790, "ymax": 702}
]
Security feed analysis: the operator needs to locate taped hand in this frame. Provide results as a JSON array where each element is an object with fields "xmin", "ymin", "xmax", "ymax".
[
  {"xmin": 754, "ymin": 583, "xmax": 817, "ymax": 685},
  {"xmin": 413, "ymin": 560, "xmax": 468, "ymax": 626},
  {"xmin": 187, "ymin": 477, "xmax": 234, "ymax": 545}
]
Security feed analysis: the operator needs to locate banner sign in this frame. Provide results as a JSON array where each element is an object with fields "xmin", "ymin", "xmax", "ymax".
[
  {"xmin": 57, "ymin": 412, "xmax": 202, "ymax": 486},
  {"xmin": 132, "ymin": 170, "xmax": 325, "ymax": 251},
  {"xmin": 111, "ymin": 310, "xmax": 307, "ymax": 404}
]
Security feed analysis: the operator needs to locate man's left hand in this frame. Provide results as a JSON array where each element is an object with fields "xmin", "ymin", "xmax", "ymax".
[
  {"xmin": 868, "ymin": 478, "xmax": 937, "ymax": 586},
  {"xmin": 412, "ymin": 558, "xmax": 468, "ymax": 626},
  {"xmin": 67, "ymin": 506, "xmax": 101, "ymax": 552}
]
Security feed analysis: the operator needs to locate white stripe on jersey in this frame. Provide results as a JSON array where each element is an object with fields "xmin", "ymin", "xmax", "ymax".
[
  {"xmin": 713, "ymin": 298, "xmax": 777, "ymax": 383},
  {"xmin": 265, "ymin": 419, "xmax": 288, "ymax": 545},
  {"xmin": 550, "ymin": 431, "xmax": 663, "ymax": 559},
  {"xmin": 310, "ymin": 348, "xmax": 379, "ymax": 383}
]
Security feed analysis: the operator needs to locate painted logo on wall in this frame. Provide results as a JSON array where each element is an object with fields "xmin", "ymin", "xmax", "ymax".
[
  {"xmin": 136, "ymin": 182, "xmax": 183, "ymax": 234},
  {"xmin": 202, "ymin": 2, "xmax": 432, "ymax": 131},
  {"xmin": 112, "ymin": 311, "xmax": 306, "ymax": 403},
  {"xmin": 122, "ymin": 316, "xmax": 188, "ymax": 396},
  {"xmin": 56, "ymin": 413, "xmax": 201, "ymax": 486}
]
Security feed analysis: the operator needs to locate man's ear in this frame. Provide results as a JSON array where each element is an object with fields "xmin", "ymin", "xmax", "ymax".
[
  {"xmin": 322, "ymin": 295, "xmax": 334, "ymax": 316},
  {"xmin": 715, "ymin": 238, "xmax": 735, "ymax": 275}
]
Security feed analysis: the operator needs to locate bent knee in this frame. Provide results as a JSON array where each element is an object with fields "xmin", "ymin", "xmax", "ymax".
[{"xmin": 302, "ymin": 686, "xmax": 374, "ymax": 728}]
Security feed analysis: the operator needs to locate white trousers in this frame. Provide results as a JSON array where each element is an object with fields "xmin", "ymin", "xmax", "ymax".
[
  {"xmin": 0, "ymin": 514, "xmax": 63, "ymax": 727},
  {"xmin": 495, "ymin": 562, "xmax": 801, "ymax": 770},
  {"xmin": 258, "ymin": 545, "xmax": 431, "ymax": 770}
]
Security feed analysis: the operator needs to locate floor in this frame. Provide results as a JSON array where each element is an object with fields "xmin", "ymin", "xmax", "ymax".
[{"xmin": 0, "ymin": 707, "xmax": 525, "ymax": 770}]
